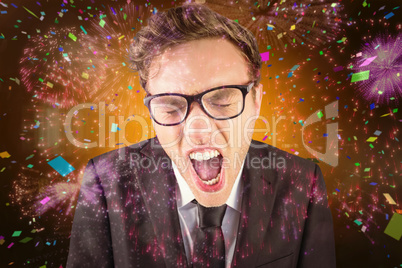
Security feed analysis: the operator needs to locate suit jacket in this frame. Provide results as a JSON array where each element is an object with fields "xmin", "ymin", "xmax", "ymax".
[{"xmin": 67, "ymin": 137, "xmax": 336, "ymax": 268}]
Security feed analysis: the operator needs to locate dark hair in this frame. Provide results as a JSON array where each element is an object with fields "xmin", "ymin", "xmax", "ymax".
[{"xmin": 128, "ymin": 3, "xmax": 261, "ymax": 93}]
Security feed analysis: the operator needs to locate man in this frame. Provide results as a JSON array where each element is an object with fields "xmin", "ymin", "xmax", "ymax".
[{"xmin": 67, "ymin": 3, "xmax": 336, "ymax": 268}]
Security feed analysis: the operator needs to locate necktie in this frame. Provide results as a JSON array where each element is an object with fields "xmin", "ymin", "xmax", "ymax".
[{"xmin": 192, "ymin": 200, "xmax": 227, "ymax": 268}]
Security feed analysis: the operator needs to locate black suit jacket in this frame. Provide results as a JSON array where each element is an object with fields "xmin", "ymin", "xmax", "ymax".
[{"xmin": 67, "ymin": 137, "xmax": 336, "ymax": 268}]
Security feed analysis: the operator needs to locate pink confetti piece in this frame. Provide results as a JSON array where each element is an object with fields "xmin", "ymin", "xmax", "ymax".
[
  {"xmin": 40, "ymin": 196, "xmax": 50, "ymax": 205},
  {"xmin": 359, "ymin": 56, "xmax": 377, "ymax": 67}
]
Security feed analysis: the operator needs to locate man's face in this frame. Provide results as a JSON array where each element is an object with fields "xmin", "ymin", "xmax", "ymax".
[{"xmin": 147, "ymin": 38, "xmax": 262, "ymax": 207}]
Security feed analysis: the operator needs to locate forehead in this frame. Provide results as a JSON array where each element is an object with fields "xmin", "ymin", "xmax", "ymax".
[{"xmin": 147, "ymin": 38, "xmax": 250, "ymax": 95}]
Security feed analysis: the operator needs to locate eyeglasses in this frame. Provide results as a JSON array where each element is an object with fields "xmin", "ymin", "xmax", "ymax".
[{"xmin": 144, "ymin": 82, "xmax": 254, "ymax": 126}]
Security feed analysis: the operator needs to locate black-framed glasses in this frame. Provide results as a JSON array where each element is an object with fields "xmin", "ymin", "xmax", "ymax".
[{"xmin": 144, "ymin": 82, "xmax": 254, "ymax": 126}]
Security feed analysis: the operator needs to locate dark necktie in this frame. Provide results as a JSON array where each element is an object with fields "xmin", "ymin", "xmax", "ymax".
[{"xmin": 192, "ymin": 200, "xmax": 227, "ymax": 268}]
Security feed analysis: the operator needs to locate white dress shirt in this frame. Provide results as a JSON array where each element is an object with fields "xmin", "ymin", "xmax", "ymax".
[{"xmin": 172, "ymin": 161, "xmax": 245, "ymax": 268}]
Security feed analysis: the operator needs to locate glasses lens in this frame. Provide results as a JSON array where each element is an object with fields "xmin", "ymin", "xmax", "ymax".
[
  {"xmin": 149, "ymin": 95, "xmax": 188, "ymax": 125},
  {"xmin": 202, "ymin": 87, "xmax": 244, "ymax": 119}
]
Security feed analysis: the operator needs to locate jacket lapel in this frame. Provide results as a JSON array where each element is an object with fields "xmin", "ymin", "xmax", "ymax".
[
  {"xmin": 231, "ymin": 141, "xmax": 279, "ymax": 267},
  {"xmin": 136, "ymin": 137, "xmax": 188, "ymax": 268}
]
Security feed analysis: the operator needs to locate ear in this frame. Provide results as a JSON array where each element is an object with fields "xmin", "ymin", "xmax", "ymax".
[{"xmin": 254, "ymin": 83, "xmax": 263, "ymax": 116}]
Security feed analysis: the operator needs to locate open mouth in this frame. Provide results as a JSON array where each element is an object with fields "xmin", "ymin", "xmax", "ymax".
[{"xmin": 189, "ymin": 149, "xmax": 224, "ymax": 191}]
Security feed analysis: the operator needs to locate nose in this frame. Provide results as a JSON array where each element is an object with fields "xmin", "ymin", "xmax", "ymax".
[{"xmin": 183, "ymin": 102, "xmax": 213, "ymax": 145}]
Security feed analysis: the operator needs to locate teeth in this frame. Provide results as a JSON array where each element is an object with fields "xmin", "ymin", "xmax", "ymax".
[
  {"xmin": 200, "ymin": 173, "xmax": 221, "ymax": 186},
  {"xmin": 189, "ymin": 149, "xmax": 220, "ymax": 161}
]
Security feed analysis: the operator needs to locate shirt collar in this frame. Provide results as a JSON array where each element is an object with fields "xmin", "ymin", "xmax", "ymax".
[{"xmin": 172, "ymin": 160, "xmax": 244, "ymax": 212}]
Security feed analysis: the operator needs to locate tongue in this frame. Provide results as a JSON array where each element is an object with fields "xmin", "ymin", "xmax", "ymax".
[{"xmin": 191, "ymin": 156, "xmax": 222, "ymax": 181}]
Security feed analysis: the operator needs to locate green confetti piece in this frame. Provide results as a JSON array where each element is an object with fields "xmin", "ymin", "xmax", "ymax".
[
  {"xmin": 317, "ymin": 111, "xmax": 324, "ymax": 118},
  {"xmin": 384, "ymin": 213, "xmax": 402, "ymax": 241},
  {"xmin": 355, "ymin": 163, "xmax": 360, "ymax": 167},
  {"xmin": 80, "ymin": 25, "xmax": 87, "ymax": 35},
  {"xmin": 19, "ymin": 237, "xmax": 33, "ymax": 243},
  {"xmin": 351, "ymin": 70, "xmax": 370, "ymax": 82},
  {"xmin": 27, "ymin": 164, "xmax": 34, "ymax": 168},
  {"xmin": 99, "ymin": 19, "xmax": 106, "ymax": 28},
  {"xmin": 369, "ymin": 144, "xmax": 374, "ymax": 148},
  {"xmin": 12, "ymin": 231, "xmax": 22, "ymax": 237},
  {"xmin": 337, "ymin": 37, "xmax": 347, "ymax": 43},
  {"xmin": 23, "ymin": 6, "xmax": 39, "ymax": 19},
  {"xmin": 68, "ymin": 32, "xmax": 77, "ymax": 42},
  {"xmin": 393, "ymin": 108, "xmax": 398, "ymax": 113},
  {"xmin": 364, "ymin": 168, "xmax": 370, "ymax": 172},
  {"xmin": 354, "ymin": 220, "xmax": 362, "ymax": 226}
]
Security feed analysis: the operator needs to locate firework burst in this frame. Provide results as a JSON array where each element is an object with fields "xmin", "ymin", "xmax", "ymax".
[
  {"xmin": 80, "ymin": 3, "xmax": 151, "ymax": 114},
  {"xmin": 205, "ymin": 0, "xmax": 344, "ymax": 50},
  {"xmin": 350, "ymin": 33, "xmax": 402, "ymax": 105},
  {"xmin": 19, "ymin": 27, "xmax": 106, "ymax": 108}
]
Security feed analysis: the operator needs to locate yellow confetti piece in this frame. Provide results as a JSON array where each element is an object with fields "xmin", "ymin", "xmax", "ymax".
[
  {"xmin": 366, "ymin": 137, "xmax": 377, "ymax": 142},
  {"xmin": 383, "ymin": 193, "xmax": 396, "ymax": 205},
  {"xmin": 0, "ymin": 151, "xmax": 11, "ymax": 158},
  {"xmin": 81, "ymin": 72, "xmax": 89, "ymax": 79},
  {"xmin": 23, "ymin": 6, "xmax": 39, "ymax": 19},
  {"xmin": 46, "ymin": 82, "xmax": 53, "ymax": 88},
  {"xmin": 118, "ymin": 35, "xmax": 125, "ymax": 40},
  {"xmin": 380, "ymin": 113, "xmax": 390, "ymax": 117},
  {"xmin": 290, "ymin": 25, "xmax": 296, "ymax": 31}
]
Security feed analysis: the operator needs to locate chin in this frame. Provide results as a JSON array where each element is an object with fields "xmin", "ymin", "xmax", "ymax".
[{"xmin": 189, "ymin": 174, "xmax": 233, "ymax": 207}]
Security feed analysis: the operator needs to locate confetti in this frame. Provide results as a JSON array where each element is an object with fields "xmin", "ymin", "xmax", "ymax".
[
  {"xmin": 351, "ymin": 70, "xmax": 370, "ymax": 82},
  {"xmin": 47, "ymin": 156, "xmax": 75, "ymax": 177},
  {"xmin": 40, "ymin": 196, "xmax": 50, "ymax": 205},
  {"xmin": 0, "ymin": 151, "xmax": 11, "ymax": 158},
  {"xmin": 384, "ymin": 213, "xmax": 402, "ymax": 240},
  {"xmin": 359, "ymin": 56, "xmax": 377, "ymax": 67},
  {"xmin": 260, "ymin": 52, "xmax": 269, "ymax": 62},
  {"xmin": 12, "ymin": 231, "xmax": 22, "ymax": 237},
  {"xmin": 383, "ymin": 193, "xmax": 396, "ymax": 205},
  {"xmin": 68, "ymin": 32, "xmax": 77, "ymax": 42}
]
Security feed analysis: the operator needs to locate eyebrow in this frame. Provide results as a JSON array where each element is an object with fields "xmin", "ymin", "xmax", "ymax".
[{"xmin": 150, "ymin": 82, "xmax": 250, "ymax": 96}]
